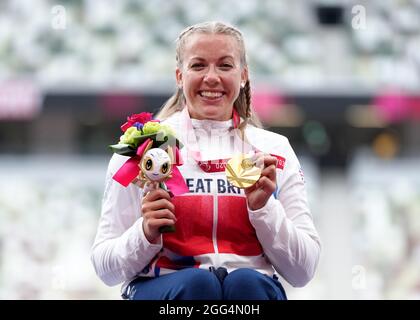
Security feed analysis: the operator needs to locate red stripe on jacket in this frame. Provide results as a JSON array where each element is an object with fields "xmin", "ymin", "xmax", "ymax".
[
  {"xmin": 163, "ymin": 195, "xmax": 262, "ymax": 257},
  {"xmin": 217, "ymin": 196, "xmax": 263, "ymax": 255},
  {"xmin": 163, "ymin": 195, "xmax": 215, "ymax": 256}
]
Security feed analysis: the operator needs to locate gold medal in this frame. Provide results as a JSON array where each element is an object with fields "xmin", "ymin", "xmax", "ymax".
[{"xmin": 226, "ymin": 154, "xmax": 261, "ymax": 188}]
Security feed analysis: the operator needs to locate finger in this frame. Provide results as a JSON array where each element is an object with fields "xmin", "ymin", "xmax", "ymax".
[
  {"xmin": 255, "ymin": 176, "xmax": 276, "ymax": 194},
  {"xmin": 143, "ymin": 198, "xmax": 175, "ymax": 213},
  {"xmin": 147, "ymin": 209, "xmax": 177, "ymax": 222},
  {"xmin": 143, "ymin": 188, "xmax": 172, "ymax": 203},
  {"xmin": 260, "ymin": 164, "xmax": 276, "ymax": 182},
  {"xmin": 244, "ymin": 183, "xmax": 257, "ymax": 195},
  {"xmin": 148, "ymin": 219, "xmax": 176, "ymax": 229},
  {"xmin": 252, "ymin": 153, "xmax": 277, "ymax": 170},
  {"xmin": 244, "ymin": 164, "xmax": 275, "ymax": 194},
  {"xmin": 263, "ymin": 155, "xmax": 278, "ymax": 168}
]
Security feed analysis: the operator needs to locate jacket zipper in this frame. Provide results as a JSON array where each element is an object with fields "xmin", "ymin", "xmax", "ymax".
[{"xmin": 212, "ymin": 193, "xmax": 220, "ymax": 267}]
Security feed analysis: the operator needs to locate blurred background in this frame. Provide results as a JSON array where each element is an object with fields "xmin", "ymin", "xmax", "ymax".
[{"xmin": 1, "ymin": 0, "xmax": 420, "ymax": 299}]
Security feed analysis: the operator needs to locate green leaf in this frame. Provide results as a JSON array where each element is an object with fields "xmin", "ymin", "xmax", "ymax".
[
  {"xmin": 130, "ymin": 132, "xmax": 159, "ymax": 147},
  {"xmin": 109, "ymin": 144, "xmax": 137, "ymax": 156},
  {"xmin": 109, "ymin": 132, "xmax": 184, "ymax": 156},
  {"xmin": 154, "ymin": 133, "xmax": 184, "ymax": 149}
]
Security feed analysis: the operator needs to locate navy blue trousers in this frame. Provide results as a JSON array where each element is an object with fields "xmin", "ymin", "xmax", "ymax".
[{"xmin": 123, "ymin": 268, "xmax": 287, "ymax": 300}]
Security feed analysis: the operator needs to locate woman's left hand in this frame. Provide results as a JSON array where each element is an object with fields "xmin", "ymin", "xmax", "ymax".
[{"xmin": 244, "ymin": 154, "xmax": 278, "ymax": 211}]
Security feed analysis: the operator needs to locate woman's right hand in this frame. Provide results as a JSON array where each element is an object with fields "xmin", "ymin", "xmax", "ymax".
[{"xmin": 141, "ymin": 188, "xmax": 177, "ymax": 243}]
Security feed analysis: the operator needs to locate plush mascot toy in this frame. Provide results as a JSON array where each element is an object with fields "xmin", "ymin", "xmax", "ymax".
[{"xmin": 109, "ymin": 112, "xmax": 188, "ymax": 232}]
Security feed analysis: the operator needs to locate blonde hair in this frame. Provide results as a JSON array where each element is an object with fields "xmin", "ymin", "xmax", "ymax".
[{"xmin": 156, "ymin": 21, "xmax": 261, "ymax": 130}]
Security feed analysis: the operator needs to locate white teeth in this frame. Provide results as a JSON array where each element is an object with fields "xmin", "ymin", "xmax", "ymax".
[{"xmin": 200, "ymin": 91, "xmax": 223, "ymax": 98}]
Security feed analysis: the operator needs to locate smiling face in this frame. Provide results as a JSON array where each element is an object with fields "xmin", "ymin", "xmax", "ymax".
[
  {"xmin": 176, "ymin": 33, "xmax": 248, "ymax": 121},
  {"xmin": 140, "ymin": 148, "xmax": 172, "ymax": 182}
]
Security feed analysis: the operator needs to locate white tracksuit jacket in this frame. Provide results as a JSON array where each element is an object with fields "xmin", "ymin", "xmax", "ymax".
[{"xmin": 91, "ymin": 110, "xmax": 321, "ymax": 294}]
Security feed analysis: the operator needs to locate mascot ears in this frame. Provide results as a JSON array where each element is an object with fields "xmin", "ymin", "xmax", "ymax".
[{"xmin": 166, "ymin": 145, "xmax": 183, "ymax": 166}]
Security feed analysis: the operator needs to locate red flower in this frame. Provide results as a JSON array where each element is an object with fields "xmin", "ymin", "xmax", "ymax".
[{"xmin": 121, "ymin": 112, "xmax": 153, "ymax": 132}]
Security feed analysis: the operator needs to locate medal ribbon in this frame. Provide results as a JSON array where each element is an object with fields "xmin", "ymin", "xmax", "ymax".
[{"xmin": 180, "ymin": 108, "xmax": 285, "ymax": 173}]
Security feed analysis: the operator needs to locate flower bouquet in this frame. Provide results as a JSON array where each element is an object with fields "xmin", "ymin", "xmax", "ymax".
[{"xmin": 109, "ymin": 112, "xmax": 188, "ymax": 232}]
